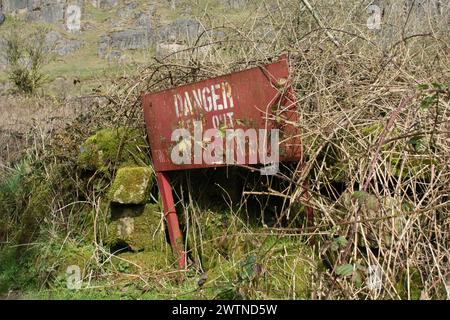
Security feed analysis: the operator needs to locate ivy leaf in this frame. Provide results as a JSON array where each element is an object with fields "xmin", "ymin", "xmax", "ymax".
[{"xmin": 336, "ymin": 264, "xmax": 354, "ymax": 277}]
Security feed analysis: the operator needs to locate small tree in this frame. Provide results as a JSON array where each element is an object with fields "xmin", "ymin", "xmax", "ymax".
[{"xmin": 2, "ymin": 25, "xmax": 51, "ymax": 94}]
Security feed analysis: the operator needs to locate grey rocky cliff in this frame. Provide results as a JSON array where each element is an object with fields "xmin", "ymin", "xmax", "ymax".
[
  {"xmin": 45, "ymin": 30, "xmax": 83, "ymax": 55},
  {"xmin": 97, "ymin": 17, "xmax": 203, "ymax": 59},
  {"xmin": 0, "ymin": 0, "xmax": 85, "ymax": 24},
  {"xmin": 98, "ymin": 27, "xmax": 152, "ymax": 58}
]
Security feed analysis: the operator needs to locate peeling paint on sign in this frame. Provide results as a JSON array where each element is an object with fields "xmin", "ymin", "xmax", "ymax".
[{"xmin": 141, "ymin": 55, "xmax": 302, "ymax": 172}]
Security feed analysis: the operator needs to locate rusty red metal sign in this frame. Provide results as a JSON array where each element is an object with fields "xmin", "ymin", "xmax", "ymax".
[
  {"xmin": 141, "ymin": 55, "xmax": 302, "ymax": 172},
  {"xmin": 141, "ymin": 55, "xmax": 303, "ymax": 268}
]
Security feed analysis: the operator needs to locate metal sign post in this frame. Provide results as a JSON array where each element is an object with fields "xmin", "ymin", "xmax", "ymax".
[
  {"xmin": 156, "ymin": 172, "xmax": 187, "ymax": 268},
  {"xmin": 141, "ymin": 55, "xmax": 307, "ymax": 268}
]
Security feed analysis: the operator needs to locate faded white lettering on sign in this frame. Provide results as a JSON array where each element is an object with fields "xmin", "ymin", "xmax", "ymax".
[
  {"xmin": 173, "ymin": 82, "xmax": 234, "ymax": 128},
  {"xmin": 170, "ymin": 121, "xmax": 280, "ymax": 174}
]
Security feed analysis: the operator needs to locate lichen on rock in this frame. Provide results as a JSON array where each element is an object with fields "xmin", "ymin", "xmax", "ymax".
[{"xmin": 108, "ymin": 166, "xmax": 154, "ymax": 204}]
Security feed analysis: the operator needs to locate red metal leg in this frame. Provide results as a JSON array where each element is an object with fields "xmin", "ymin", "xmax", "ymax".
[{"xmin": 156, "ymin": 171, "xmax": 187, "ymax": 269}]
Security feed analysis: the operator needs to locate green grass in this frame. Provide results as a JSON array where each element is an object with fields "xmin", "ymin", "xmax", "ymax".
[
  {"xmin": 0, "ymin": 72, "xmax": 8, "ymax": 83},
  {"xmin": 84, "ymin": 4, "xmax": 113, "ymax": 24},
  {"xmin": 19, "ymin": 277, "xmax": 201, "ymax": 300},
  {"xmin": 44, "ymin": 52, "xmax": 119, "ymax": 81},
  {"xmin": 0, "ymin": 247, "xmax": 40, "ymax": 296}
]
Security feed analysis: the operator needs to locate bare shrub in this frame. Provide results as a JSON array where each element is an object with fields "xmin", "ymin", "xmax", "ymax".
[{"xmin": 2, "ymin": 25, "xmax": 51, "ymax": 94}]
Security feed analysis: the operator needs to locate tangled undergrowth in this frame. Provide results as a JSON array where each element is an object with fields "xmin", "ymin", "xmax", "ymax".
[{"xmin": 0, "ymin": 0, "xmax": 449, "ymax": 299}]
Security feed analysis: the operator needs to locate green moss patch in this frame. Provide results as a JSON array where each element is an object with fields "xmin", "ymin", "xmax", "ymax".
[
  {"xmin": 77, "ymin": 128, "xmax": 148, "ymax": 173},
  {"xmin": 395, "ymin": 267, "xmax": 424, "ymax": 300},
  {"xmin": 112, "ymin": 250, "xmax": 173, "ymax": 273},
  {"xmin": 184, "ymin": 209, "xmax": 316, "ymax": 299},
  {"xmin": 109, "ymin": 166, "xmax": 154, "ymax": 204},
  {"xmin": 202, "ymin": 237, "xmax": 316, "ymax": 299},
  {"xmin": 390, "ymin": 156, "xmax": 438, "ymax": 180},
  {"xmin": 258, "ymin": 239, "xmax": 315, "ymax": 299},
  {"xmin": 106, "ymin": 204, "xmax": 167, "ymax": 252}
]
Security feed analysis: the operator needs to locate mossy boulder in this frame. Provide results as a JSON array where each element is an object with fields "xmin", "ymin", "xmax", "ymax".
[
  {"xmin": 54, "ymin": 243, "xmax": 95, "ymax": 281},
  {"xmin": 106, "ymin": 204, "xmax": 167, "ymax": 252},
  {"xmin": 77, "ymin": 128, "xmax": 148, "ymax": 173},
  {"xmin": 109, "ymin": 166, "xmax": 154, "ymax": 204}
]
